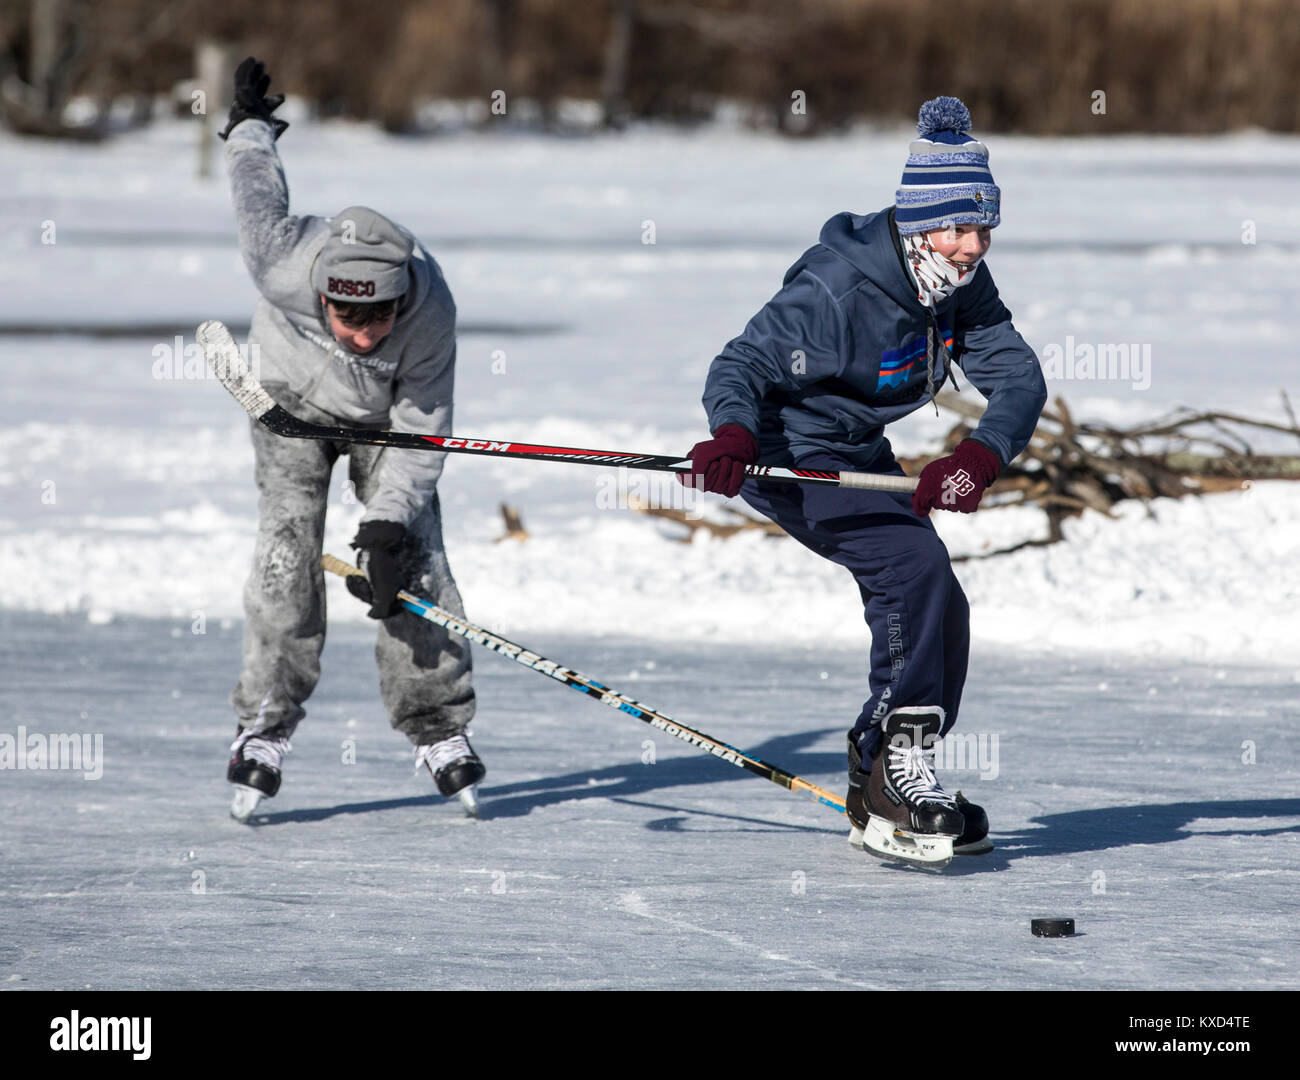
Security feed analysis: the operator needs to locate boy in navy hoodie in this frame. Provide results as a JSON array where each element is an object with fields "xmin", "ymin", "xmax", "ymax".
[{"xmin": 683, "ymin": 98, "xmax": 1047, "ymax": 867}]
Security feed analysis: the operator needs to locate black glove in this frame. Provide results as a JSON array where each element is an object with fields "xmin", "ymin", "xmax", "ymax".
[
  {"xmin": 348, "ymin": 520, "xmax": 407, "ymax": 619},
  {"xmin": 218, "ymin": 56, "xmax": 290, "ymax": 142}
]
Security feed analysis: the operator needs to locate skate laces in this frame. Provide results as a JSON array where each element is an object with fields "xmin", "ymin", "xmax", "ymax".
[
  {"xmin": 414, "ymin": 735, "xmax": 473, "ymax": 776},
  {"xmin": 888, "ymin": 742, "xmax": 955, "ymax": 807},
  {"xmin": 232, "ymin": 729, "xmax": 291, "ymax": 769}
]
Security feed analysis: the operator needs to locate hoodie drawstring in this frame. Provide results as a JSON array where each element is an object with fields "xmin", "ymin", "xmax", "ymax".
[{"xmin": 925, "ymin": 313, "xmax": 961, "ymax": 416}]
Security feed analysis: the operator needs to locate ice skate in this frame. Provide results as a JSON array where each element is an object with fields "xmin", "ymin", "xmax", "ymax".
[
  {"xmin": 415, "ymin": 734, "xmax": 485, "ymax": 818},
  {"xmin": 227, "ymin": 724, "xmax": 292, "ymax": 822},
  {"xmin": 953, "ymin": 792, "xmax": 993, "ymax": 855},
  {"xmin": 845, "ymin": 707, "xmax": 963, "ymax": 869}
]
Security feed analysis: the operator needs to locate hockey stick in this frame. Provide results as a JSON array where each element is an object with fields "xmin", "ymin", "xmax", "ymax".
[
  {"xmin": 198, "ymin": 320, "xmax": 917, "ymax": 493},
  {"xmin": 322, "ymin": 553, "xmax": 848, "ymax": 815}
]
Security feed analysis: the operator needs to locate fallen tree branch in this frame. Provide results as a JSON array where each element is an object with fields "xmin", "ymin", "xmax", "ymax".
[{"xmin": 627, "ymin": 496, "xmax": 786, "ymax": 540}]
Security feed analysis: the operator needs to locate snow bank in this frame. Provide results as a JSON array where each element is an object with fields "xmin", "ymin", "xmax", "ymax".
[{"xmin": 2, "ymin": 476, "xmax": 1293, "ymax": 667}]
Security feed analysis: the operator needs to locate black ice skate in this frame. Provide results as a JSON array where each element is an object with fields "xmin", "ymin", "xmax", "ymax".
[
  {"xmin": 849, "ymin": 735, "xmax": 993, "ymax": 859},
  {"xmin": 415, "ymin": 734, "xmax": 486, "ymax": 818},
  {"xmin": 953, "ymin": 792, "xmax": 993, "ymax": 855},
  {"xmin": 846, "ymin": 706, "xmax": 964, "ymax": 869},
  {"xmin": 227, "ymin": 724, "xmax": 292, "ymax": 822}
]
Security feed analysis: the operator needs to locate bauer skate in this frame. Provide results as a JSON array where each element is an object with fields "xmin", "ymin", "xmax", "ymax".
[{"xmin": 846, "ymin": 707, "xmax": 964, "ymax": 869}]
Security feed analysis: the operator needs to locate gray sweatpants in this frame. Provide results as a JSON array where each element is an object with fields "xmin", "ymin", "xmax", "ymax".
[{"xmin": 231, "ymin": 387, "xmax": 475, "ymax": 745}]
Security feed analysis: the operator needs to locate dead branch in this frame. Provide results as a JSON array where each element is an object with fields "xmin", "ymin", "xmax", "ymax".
[
  {"xmin": 494, "ymin": 503, "xmax": 530, "ymax": 543},
  {"xmin": 627, "ymin": 496, "xmax": 785, "ymax": 541},
  {"xmin": 918, "ymin": 386, "xmax": 1300, "ymax": 551}
]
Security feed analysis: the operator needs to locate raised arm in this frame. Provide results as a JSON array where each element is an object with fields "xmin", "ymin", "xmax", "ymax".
[{"xmin": 220, "ymin": 58, "xmax": 321, "ymax": 311}]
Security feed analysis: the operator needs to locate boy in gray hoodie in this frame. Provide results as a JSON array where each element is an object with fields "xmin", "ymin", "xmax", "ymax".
[{"xmin": 218, "ymin": 58, "xmax": 480, "ymax": 821}]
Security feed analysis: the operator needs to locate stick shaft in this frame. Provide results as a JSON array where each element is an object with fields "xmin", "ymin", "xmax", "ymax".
[
  {"xmin": 198, "ymin": 320, "xmax": 916, "ymax": 493},
  {"xmin": 274, "ymin": 406, "xmax": 913, "ymax": 491},
  {"xmin": 321, "ymin": 554, "xmax": 847, "ymax": 813}
]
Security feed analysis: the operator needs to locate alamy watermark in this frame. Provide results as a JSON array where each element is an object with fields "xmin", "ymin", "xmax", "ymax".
[
  {"xmin": 930, "ymin": 731, "xmax": 1000, "ymax": 780},
  {"xmin": 0, "ymin": 726, "xmax": 103, "ymax": 780},
  {"xmin": 153, "ymin": 336, "xmax": 262, "ymax": 381},
  {"xmin": 1040, "ymin": 336, "xmax": 1151, "ymax": 391},
  {"xmin": 596, "ymin": 466, "xmax": 705, "ymax": 520},
  {"xmin": 884, "ymin": 730, "xmax": 1001, "ymax": 780},
  {"xmin": 50, "ymin": 1011, "xmax": 150, "ymax": 1060}
]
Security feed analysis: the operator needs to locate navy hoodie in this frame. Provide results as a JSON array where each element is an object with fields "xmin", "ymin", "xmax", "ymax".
[{"xmin": 703, "ymin": 208, "xmax": 1047, "ymax": 470}]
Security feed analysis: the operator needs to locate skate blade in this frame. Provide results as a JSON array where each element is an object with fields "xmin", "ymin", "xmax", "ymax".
[
  {"xmin": 861, "ymin": 815, "xmax": 955, "ymax": 870},
  {"xmin": 230, "ymin": 785, "xmax": 264, "ymax": 823},
  {"xmin": 457, "ymin": 785, "xmax": 481, "ymax": 819},
  {"xmin": 954, "ymin": 837, "xmax": 994, "ymax": 856}
]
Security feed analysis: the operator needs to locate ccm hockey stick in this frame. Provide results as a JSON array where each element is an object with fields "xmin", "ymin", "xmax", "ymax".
[
  {"xmin": 322, "ymin": 553, "xmax": 848, "ymax": 815},
  {"xmin": 198, "ymin": 320, "xmax": 917, "ymax": 493}
]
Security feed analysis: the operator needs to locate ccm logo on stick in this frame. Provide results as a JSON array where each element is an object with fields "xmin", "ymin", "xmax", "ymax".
[
  {"xmin": 439, "ymin": 438, "xmax": 511, "ymax": 451},
  {"xmin": 328, "ymin": 278, "xmax": 376, "ymax": 297}
]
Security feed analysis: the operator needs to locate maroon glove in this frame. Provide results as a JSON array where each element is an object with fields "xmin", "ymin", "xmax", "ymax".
[
  {"xmin": 678, "ymin": 424, "xmax": 759, "ymax": 498},
  {"xmin": 912, "ymin": 438, "xmax": 1001, "ymax": 516}
]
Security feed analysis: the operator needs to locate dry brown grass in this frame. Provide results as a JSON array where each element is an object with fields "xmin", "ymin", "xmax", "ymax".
[{"xmin": 3, "ymin": 0, "xmax": 1296, "ymax": 132}]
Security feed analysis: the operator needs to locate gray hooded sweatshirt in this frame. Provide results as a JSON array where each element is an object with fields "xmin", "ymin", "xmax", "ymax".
[{"xmin": 225, "ymin": 117, "xmax": 456, "ymax": 527}]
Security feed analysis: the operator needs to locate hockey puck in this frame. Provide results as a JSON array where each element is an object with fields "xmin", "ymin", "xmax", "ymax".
[{"xmin": 1031, "ymin": 918, "xmax": 1075, "ymax": 938}]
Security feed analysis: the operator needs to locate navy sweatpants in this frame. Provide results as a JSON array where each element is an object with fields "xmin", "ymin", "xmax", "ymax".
[{"xmin": 740, "ymin": 448, "xmax": 970, "ymax": 767}]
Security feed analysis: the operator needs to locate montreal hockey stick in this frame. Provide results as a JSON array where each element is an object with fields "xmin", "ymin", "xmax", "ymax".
[
  {"xmin": 322, "ymin": 553, "xmax": 848, "ymax": 815},
  {"xmin": 198, "ymin": 320, "xmax": 918, "ymax": 493}
]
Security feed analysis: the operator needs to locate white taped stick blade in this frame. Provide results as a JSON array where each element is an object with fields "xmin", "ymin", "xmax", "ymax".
[{"xmin": 197, "ymin": 320, "xmax": 277, "ymax": 420}]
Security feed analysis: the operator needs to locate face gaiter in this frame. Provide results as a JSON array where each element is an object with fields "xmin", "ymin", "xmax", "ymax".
[{"xmin": 901, "ymin": 230, "xmax": 981, "ymax": 309}]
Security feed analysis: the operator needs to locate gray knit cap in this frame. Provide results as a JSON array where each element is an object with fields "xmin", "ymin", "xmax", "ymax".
[{"xmin": 310, "ymin": 206, "xmax": 413, "ymax": 303}]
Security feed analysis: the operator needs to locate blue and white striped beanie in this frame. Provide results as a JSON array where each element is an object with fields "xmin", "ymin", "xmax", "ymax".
[{"xmin": 895, "ymin": 96, "xmax": 1000, "ymax": 235}]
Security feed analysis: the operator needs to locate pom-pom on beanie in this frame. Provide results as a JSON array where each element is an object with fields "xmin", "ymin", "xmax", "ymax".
[{"xmin": 895, "ymin": 96, "xmax": 1000, "ymax": 235}]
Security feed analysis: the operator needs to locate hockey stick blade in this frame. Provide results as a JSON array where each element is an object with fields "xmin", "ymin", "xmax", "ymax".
[
  {"xmin": 198, "ymin": 319, "xmax": 418, "ymax": 444},
  {"xmin": 197, "ymin": 320, "xmax": 277, "ymax": 422}
]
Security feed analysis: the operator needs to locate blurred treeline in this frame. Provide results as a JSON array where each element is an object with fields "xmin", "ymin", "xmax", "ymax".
[{"xmin": 3, "ymin": 0, "xmax": 1298, "ymax": 135}]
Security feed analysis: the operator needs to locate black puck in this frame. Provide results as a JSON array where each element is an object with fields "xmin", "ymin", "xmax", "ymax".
[{"xmin": 1031, "ymin": 918, "xmax": 1075, "ymax": 937}]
